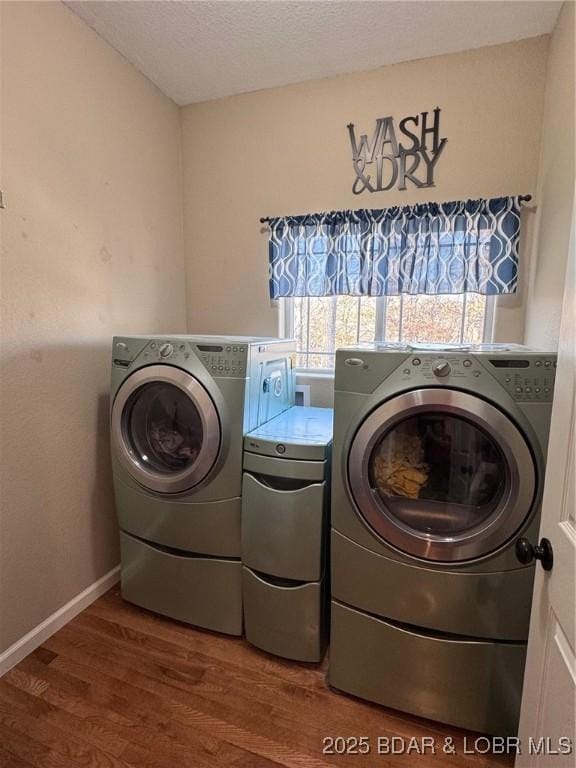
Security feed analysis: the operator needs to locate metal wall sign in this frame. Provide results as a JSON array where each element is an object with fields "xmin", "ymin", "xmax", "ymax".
[{"xmin": 347, "ymin": 107, "xmax": 447, "ymax": 195}]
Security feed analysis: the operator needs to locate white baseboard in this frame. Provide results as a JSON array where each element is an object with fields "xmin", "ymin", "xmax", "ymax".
[{"xmin": 0, "ymin": 565, "xmax": 120, "ymax": 678}]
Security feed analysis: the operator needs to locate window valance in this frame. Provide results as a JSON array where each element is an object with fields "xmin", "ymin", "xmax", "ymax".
[{"xmin": 267, "ymin": 196, "xmax": 528, "ymax": 299}]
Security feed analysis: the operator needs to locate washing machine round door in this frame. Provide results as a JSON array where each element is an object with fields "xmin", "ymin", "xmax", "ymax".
[
  {"xmin": 348, "ymin": 389, "xmax": 537, "ymax": 562},
  {"xmin": 111, "ymin": 365, "xmax": 221, "ymax": 494}
]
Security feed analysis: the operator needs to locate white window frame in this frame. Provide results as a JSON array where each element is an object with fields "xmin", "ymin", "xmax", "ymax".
[{"xmin": 280, "ymin": 295, "xmax": 496, "ymax": 373}]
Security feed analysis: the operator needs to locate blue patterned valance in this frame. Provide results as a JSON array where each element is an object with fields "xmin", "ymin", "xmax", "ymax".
[{"xmin": 268, "ymin": 196, "xmax": 527, "ymax": 299}]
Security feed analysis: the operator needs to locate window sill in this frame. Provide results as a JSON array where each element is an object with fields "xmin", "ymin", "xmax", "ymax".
[
  {"xmin": 295, "ymin": 369, "xmax": 335, "ymax": 380},
  {"xmin": 295, "ymin": 369, "xmax": 335, "ymax": 407}
]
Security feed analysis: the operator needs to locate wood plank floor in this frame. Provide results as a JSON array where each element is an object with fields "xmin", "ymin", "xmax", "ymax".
[{"xmin": 0, "ymin": 587, "xmax": 514, "ymax": 768}]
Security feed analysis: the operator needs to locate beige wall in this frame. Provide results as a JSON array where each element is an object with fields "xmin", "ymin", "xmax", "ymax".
[
  {"xmin": 0, "ymin": 2, "xmax": 187, "ymax": 654},
  {"xmin": 181, "ymin": 36, "xmax": 549, "ymax": 344},
  {"xmin": 525, "ymin": 1, "xmax": 575, "ymax": 349}
]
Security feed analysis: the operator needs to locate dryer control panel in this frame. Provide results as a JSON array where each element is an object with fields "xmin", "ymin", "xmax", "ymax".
[
  {"xmin": 398, "ymin": 354, "xmax": 557, "ymax": 403},
  {"xmin": 487, "ymin": 356, "xmax": 557, "ymax": 403}
]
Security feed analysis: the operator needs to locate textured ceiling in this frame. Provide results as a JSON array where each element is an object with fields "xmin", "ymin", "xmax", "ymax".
[{"xmin": 66, "ymin": 1, "xmax": 562, "ymax": 105}]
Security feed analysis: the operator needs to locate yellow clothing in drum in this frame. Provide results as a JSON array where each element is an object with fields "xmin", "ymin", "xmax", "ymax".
[{"xmin": 373, "ymin": 432, "xmax": 429, "ymax": 499}]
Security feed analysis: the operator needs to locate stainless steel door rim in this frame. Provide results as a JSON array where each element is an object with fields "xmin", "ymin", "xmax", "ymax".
[
  {"xmin": 111, "ymin": 365, "xmax": 221, "ymax": 494},
  {"xmin": 347, "ymin": 388, "xmax": 536, "ymax": 562}
]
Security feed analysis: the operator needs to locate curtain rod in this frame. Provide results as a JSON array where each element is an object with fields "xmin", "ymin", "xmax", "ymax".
[{"xmin": 259, "ymin": 195, "xmax": 533, "ymax": 224}]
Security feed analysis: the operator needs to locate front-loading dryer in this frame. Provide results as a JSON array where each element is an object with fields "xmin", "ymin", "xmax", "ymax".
[
  {"xmin": 110, "ymin": 335, "xmax": 294, "ymax": 635},
  {"xmin": 328, "ymin": 343, "xmax": 556, "ymax": 735}
]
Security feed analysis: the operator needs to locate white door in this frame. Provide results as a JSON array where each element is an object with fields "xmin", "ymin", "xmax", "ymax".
[{"xmin": 516, "ymin": 209, "xmax": 576, "ymax": 766}]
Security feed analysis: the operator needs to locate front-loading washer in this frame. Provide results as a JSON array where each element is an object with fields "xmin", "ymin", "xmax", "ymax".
[
  {"xmin": 110, "ymin": 335, "xmax": 294, "ymax": 635},
  {"xmin": 328, "ymin": 343, "xmax": 556, "ymax": 735}
]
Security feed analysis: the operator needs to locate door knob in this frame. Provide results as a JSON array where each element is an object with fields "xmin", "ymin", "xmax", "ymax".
[{"xmin": 515, "ymin": 537, "xmax": 554, "ymax": 571}]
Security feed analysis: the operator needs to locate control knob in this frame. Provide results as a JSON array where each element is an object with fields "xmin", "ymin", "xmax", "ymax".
[
  {"xmin": 159, "ymin": 343, "xmax": 174, "ymax": 358},
  {"xmin": 432, "ymin": 360, "xmax": 451, "ymax": 377}
]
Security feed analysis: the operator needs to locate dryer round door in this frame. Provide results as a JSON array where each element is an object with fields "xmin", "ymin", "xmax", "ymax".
[
  {"xmin": 111, "ymin": 365, "xmax": 221, "ymax": 494},
  {"xmin": 347, "ymin": 389, "xmax": 537, "ymax": 562}
]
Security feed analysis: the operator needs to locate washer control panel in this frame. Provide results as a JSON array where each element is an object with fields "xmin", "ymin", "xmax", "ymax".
[
  {"xmin": 141, "ymin": 340, "xmax": 191, "ymax": 364},
  {"xmin": 115, "ymin": 339, "xmax": 249, "ymax": 377},
  {"xmin": 399, "ymin": 354, "xmax": 556, "ymax": 402},
  {"xmin": 196, "ymin": 343, "xmax": 247, "ymax": 377}
]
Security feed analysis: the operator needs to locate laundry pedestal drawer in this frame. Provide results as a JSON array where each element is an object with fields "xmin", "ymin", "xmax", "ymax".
[
  {"xmin": 242, "ymin": 406, "xmax": 333, "ymax": 662},
  {"xmin": 328, "ymin": 600, "xmax": 526, "ymax": 736},
  {"xmin": 242, "ymin": 472, "xmax": 325, "ymax": 581},
  {"xmin": 120, "ymin": 532, "xmax": 243, "ymax": 636},
  {"xmin": 243, "ymin": 567, "xmax": 326, "ymax": 662}
]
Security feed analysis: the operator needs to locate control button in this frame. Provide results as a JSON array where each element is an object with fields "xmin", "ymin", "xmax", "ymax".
[
  {"xmin": 535, "ymin": 387, "xmax": 541, "ymax": 393},
  {"xmin": 535, "ymin": 360, "xmax": 542, "ymax": 367},
  {"xmin": 218, "ymin": 366, "xmax": 223, "ymax": 371},
  {"xmin": 275, "ymin": 444, "xmax": 286, "ymax": 455},
  {"xmin": 525, "ymin": 386, "xmax": 532, "ymax": 393},
  {"xmin": 412, "ymin": 358, "xmax": 421, "ymax": 366},
  {"xmin": 516, "ymin": 386, "xmax": 523, "ymax": 393},
  {"xmin": 473, "ymin": 371, "xmax": 481, "ymax": 377},
  {"xmin": 403, "ymin": 368, "xmax": 411, "ymax": 375},
  {"xmin": 150, "ymin": 343, "xmax": 156, "ymax": 349},
  {"xmin": 463, "ymin": 359, "xmax": 472, "ymax": 368},
  {"xmin": 545, "ymin": 361, "xmax": 552, "ymax": 367},
  {"xmin": 505, "ymin": 377, "xmax": 511, "ymax": 383},
  {"xmin": 159, "ymin": 343, "xmax": 173, "ymax": 358},
  {"xmin": 232, "ymin": 346, "xmax": 237, "ymax": 352},
  {"xmin": 116, "ymin": 341, "xmax": 128, "ymax": 350},
  {"xmin": 226, "ymin": 346, "xmax": 231, "ymax": 352},
  {"xmin": 544, "ymin": 387, "xmax": 550, "ymax": 393},
  {"xmin": 432, "ymin": 361, "xmax": 451, "ymax": 377}
]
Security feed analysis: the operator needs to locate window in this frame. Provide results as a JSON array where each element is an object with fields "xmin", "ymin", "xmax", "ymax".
[{"xmin": 282, "ymin": 293, "xmax": 492, "ymax": 370}]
